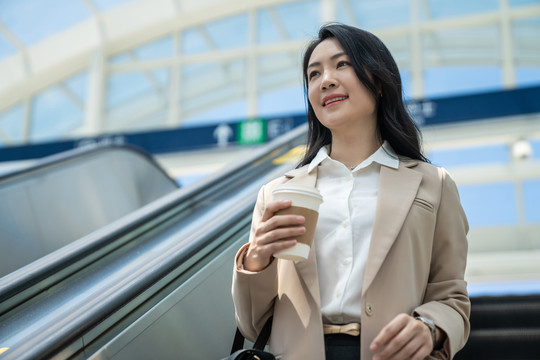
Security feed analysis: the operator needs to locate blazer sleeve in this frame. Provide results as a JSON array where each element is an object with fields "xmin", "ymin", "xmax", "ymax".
[
  {"xmin": 413, "ymin": 168, "xmax": 471, "ymax": 359},
  {"xmin": 231, "ymin": 184, "xmax": 279, "ymax": 342}
]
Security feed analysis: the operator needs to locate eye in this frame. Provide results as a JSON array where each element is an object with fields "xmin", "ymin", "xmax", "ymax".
[
  {"xmin": 337, "ymin": 61, "xmax": 349, "ymax": 68},
  {"xmin": 308, "ymin": 70, "xmax": 320, "ymax": 80}
]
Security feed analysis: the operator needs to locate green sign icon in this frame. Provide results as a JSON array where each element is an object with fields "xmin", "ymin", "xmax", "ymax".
[{"xmin": 237, "ymin": 118, "xmax": 266, "ymax": 145}]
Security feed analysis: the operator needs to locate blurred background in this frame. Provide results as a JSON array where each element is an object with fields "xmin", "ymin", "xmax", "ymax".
[
  {"xmin": 0, "ymin": 0, "xmax": 539, "ymax": 358},
  {"xmin": 1, "ymin": 0, "xmax": 539, "ymax": 288}
]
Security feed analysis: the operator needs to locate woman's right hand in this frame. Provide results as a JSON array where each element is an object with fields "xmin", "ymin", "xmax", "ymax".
[{"xmin": 243, "ymin": 199, "xmax": 306, "ymax": 272}]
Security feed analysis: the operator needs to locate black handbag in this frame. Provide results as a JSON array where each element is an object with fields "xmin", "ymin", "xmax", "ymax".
[{"xmin": 222, "ymin": 317, "xmax": 275, "ymax": 360}]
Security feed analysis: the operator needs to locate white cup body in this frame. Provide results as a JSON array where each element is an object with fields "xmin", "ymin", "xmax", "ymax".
[{"xmin": 271, "ymin": 184, "xmax": 322, "ymax": 261}]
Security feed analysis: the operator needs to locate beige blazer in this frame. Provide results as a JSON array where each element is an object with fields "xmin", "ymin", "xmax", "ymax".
[{"xmin": 232, "ymin": 160, "xmax": 470, "ymax": 359}]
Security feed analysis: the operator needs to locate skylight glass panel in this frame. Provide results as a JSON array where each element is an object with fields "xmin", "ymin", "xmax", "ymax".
[
  {"xmin": 133, "ymin": 36, "xmax": 174, "ymax": 60},
  {"xmin": 0, "ymin": 103, "xmax": 23, "ymax": 146},
  {"xmin": 257, "ymin": 52, "xmax": 299, "ymax": 91},
  {"xmin": 257, "ymin": 9, "xmax": 283, "ymax": 44},
  {"xmin": 0, "ymin": 0, "xmax": 91, "ymax": 45},
  {"xmin": 509, "ymin": 0, "xmax": 540, "ymax": 7},
  {"xmin": 181, "ymin": 28, "xmax": 211, "ymax": 54},
  {"xmin": 91, "ymin": 0, "xmax": 134, "ymax": 11},
  {"xmin": 106, "ymin": 72, "xmax": 156, "ymax": 109},
  {"xmin": 63, "ymin": 71, "xmax": 88, "ymax": 104},
  {"xmin": 31, "ymin": 86, "xmax": 84, "ymax": 142},
  {"xmin": 426, "ymin": 0, "xmax": 499, "ymax": 19},
  {"xmin": 0, "ymin": 33, "xmax": 17, "ymax": 59},
  {"xmin": 204, "ymin": 13, "xmax": 249, "ymax": 50},
  {"xmin": 272, "ymin": 0, "xmax": 319, "ymax": 39},
  {"xmin": 337, "ymin": 0, "xmax": 410, "ymax": 29}
]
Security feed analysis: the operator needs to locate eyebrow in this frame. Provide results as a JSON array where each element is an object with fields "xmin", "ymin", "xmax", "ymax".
[{"xmin": 307, "ymin": 52, "xmax": 347, "ymax": 69}]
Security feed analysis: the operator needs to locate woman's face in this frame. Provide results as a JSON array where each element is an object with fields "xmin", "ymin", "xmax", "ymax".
[{"xmin": 307, "ymin": 38, "xmax": 377, "ymax": 133}]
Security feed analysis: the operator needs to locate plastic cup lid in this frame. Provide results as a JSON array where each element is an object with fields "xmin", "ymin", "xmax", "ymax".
[{"xmin": 272, "ymin": 184, "xmax": 322, "ymax": 201}]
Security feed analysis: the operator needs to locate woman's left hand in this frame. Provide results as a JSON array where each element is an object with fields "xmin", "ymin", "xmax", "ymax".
[{"xmin": 370, "ymin": 313, "xmax": 433, "ymax": 360}]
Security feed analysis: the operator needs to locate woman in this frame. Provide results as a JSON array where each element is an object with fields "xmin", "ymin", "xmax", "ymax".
[{"xmin": 232, "ymin": 24, "xmax": 470, "ymax": 360}]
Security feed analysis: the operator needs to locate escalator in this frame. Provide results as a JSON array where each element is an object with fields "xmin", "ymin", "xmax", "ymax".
[
  {"xmin": 1, "ymin": 123, "xmax": 539, "ymax": 359},
  {"xmin": 0, "ymin": 125, "xmax": 308, "ymax": 359},
  {"xmin": 0, "ymin": 144, "xmax": 179, "ymax": 278}
]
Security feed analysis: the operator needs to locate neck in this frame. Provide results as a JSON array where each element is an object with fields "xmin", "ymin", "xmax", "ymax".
[{"xmin": 329, "ymin": 130, "xmax": 381, "ymax": 169}]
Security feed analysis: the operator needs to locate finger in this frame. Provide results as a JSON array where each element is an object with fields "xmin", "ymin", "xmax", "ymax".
[
  {"xmin": 373, "ymin": 324, "xmax": 415, "ymax": 360},
  {"xmin": 258, "ymin": 225, "xmax": 306, "ymax": 245},
  {"xmin": 410, "ymin": 342, "xmax": 432, "ymax": 360},
  {"xmin": 370, "ymin": 313, "xmax": 409, "ymax": 353},
  {"xmin": 375, "ymin": 317, "xmax": 432, "ymax": 360},
  {"xmin": 257, "ymin": 214, "xmax": 305, "ymax": 236},
  {"xmin": 261, "ymin": 199, "xmax": 292, "ymax": 222}
]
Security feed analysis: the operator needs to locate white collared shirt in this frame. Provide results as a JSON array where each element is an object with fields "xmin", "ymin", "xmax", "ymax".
[{"xmin": 308, "ymin": 141, "xmax": 399, "ymax": 324}]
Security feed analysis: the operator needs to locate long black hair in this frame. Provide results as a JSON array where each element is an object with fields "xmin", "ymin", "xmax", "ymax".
[{"xmin": 298, "ymin": 23, "xmax": 428, "ymax": 167}]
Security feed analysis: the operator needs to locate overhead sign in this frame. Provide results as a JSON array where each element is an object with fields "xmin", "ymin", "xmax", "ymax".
[{"xmin": 1, "ymin": 85, "xmax": 539, "ymax": 162}]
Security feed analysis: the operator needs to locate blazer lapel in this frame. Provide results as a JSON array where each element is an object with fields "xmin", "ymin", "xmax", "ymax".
[
  {"xmin": 283, "ymin": 166, "xmax": 321, "ymax": 307},
  {"xmin": 362, "ymin": 161, "xmax": 423, "ymax": 295}
]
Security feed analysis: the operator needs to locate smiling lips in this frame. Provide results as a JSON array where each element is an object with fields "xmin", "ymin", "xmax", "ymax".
[{"xmin": 322, "ymin": 94, "xmax": 348, "ymax": 107}]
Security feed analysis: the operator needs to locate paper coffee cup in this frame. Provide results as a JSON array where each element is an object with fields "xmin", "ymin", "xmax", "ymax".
[{"xmin": 272, "ymin": 184, "xmax": 323, "ymax": 261}]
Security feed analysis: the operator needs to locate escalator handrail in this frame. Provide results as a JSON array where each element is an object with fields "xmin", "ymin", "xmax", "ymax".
[
  {"xmin": 0, "ymin": 123, "xmax": 307, "ymax": 311},
  {"xmin": 0, "ymin": 143, "xmax": 179, "ymax": 188}
]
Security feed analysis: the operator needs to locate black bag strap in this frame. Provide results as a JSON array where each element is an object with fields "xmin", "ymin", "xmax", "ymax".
[{"xmin": 230, "ymin": 316, "xmax": 273, "ymax": 354}]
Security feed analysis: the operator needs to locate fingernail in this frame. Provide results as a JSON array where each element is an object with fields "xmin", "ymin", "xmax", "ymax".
[{"xmin": 296, "ymin": 216, "xmax": 305, "ymax": 222}]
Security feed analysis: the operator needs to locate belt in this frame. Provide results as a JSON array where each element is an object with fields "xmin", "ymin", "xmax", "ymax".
[{"xmin": 323, "ymin": 323, "xmax": 361, "ymax": 336}]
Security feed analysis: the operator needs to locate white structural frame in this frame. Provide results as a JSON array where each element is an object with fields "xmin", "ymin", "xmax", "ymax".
[{"xmin": 0, "ymin": 0, "xmax": 539, "ymax": 144}]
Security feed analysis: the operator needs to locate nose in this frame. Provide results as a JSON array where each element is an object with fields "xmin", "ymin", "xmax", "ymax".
[{"xmin": 321, "ymin": 71, "xmax": 337, "ymax": 90}]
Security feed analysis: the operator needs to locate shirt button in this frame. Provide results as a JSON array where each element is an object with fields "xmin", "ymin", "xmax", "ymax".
[
  {"xmin": 365, "ymin": 303, "xmax": 373, "ymax": 316},
  {"xmin": 341, "ymin": 220, "xmax": 349, "ymax": 227},
  {"xmin": 342, "ymin": 258, "xmax": 351, "ymax": 265},
  {"xmin": 336, "ymin": 291, "xmax": 342, "ymax": 299}
]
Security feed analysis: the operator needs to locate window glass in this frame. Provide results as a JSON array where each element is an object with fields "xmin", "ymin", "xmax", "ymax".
[
  {"xmin": 181, "ymin": 100, "xmax": 247, "ymax": 126},
  {"xmin": 0, "ymin": 104, "xmax": 24, "ymax": 146},
  {"xmin": 107, "ymin": 72, "xmax": 154, "ymax": 108},
  {"xmin": 182, "ymin": 13, "xmax": 249, "ymax": 54},
  {"xmin": 516, "ymin": 68, "xmax": 540, "ymax": 87},
  {"xmin": 180, "ymin": 60, "xmax": 246, "ymax": 123},
  {"xmin": 257, "ymin": 52, "xmax": 299, "ymax": 92},
  {"xmin": 513, "ymin": 17, "xmax": 540, "ymax": 88},
  {"xmin": 134, "ymin": 36, "xmax": 174, "ymax": 60},
  {"xmin": 530, "ymin": 139, "xmax": 540, "ymax": 160},
  {"xmin": 258, "ymin": 0, "xmax": 319, "ymax": 44},
  {"xmin": 425, "ymin": 0, "xmax": 499, "ymax": 19},
  {"xmin": 0, "ymin": 0, "xmax": 90, "ymax": 45},
  {"xmin": 64, "ymin": 71, "xmax": 88, "ymax": 104},
  {"xmin": 0, "ymin": 33, "xmax": 16, "ymax": 59},
  {"xmin": 204, "ymin": 13, "xmax": 248, "ymax": 50},
  {"xmin": 31, "ymin": 86, "xmax": 84, "ymax": 142},
  {"xmin": 257, "ymin": 9, "xmax": 282, "ymax": 44},
  {"xmin": 458, "ymin": 182, "xmax": 518, "ymax": 227},
  {"xmin": 337, "ymin": 0, "xmax": 409, "ymax": 29},
  {"xmin": 91, "ymin": 0, "xmax": 134, "ymax": 11},
  {"xmin": 181, "ymin": 28, "xmax": 210, "ymax": 55},
  {"xmin": 429, "ymin": 144, "xmax": 510, "ymax": 167},
  {"xmin": 509, "ymin": 0, "xmax": 540, "ymax": 7},
  {"xmin": 424, "ymin": 66, "xmax": 503, "ymax": 98},
  {"xmin": 106, "ymin": 69, "xmax": 169, "ymax": 131},
  {"xmin": 523, "ymin": 179, "xmax": 540, "ymax": 223},
  {"xmin": 258, "ymin": 85, "xmax": 305, "ymax": 118}
]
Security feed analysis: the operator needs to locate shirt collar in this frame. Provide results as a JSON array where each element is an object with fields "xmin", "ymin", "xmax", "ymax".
[{"xmin": 307, "ymin": 141, "xmax": 399, "ymax": 173}]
